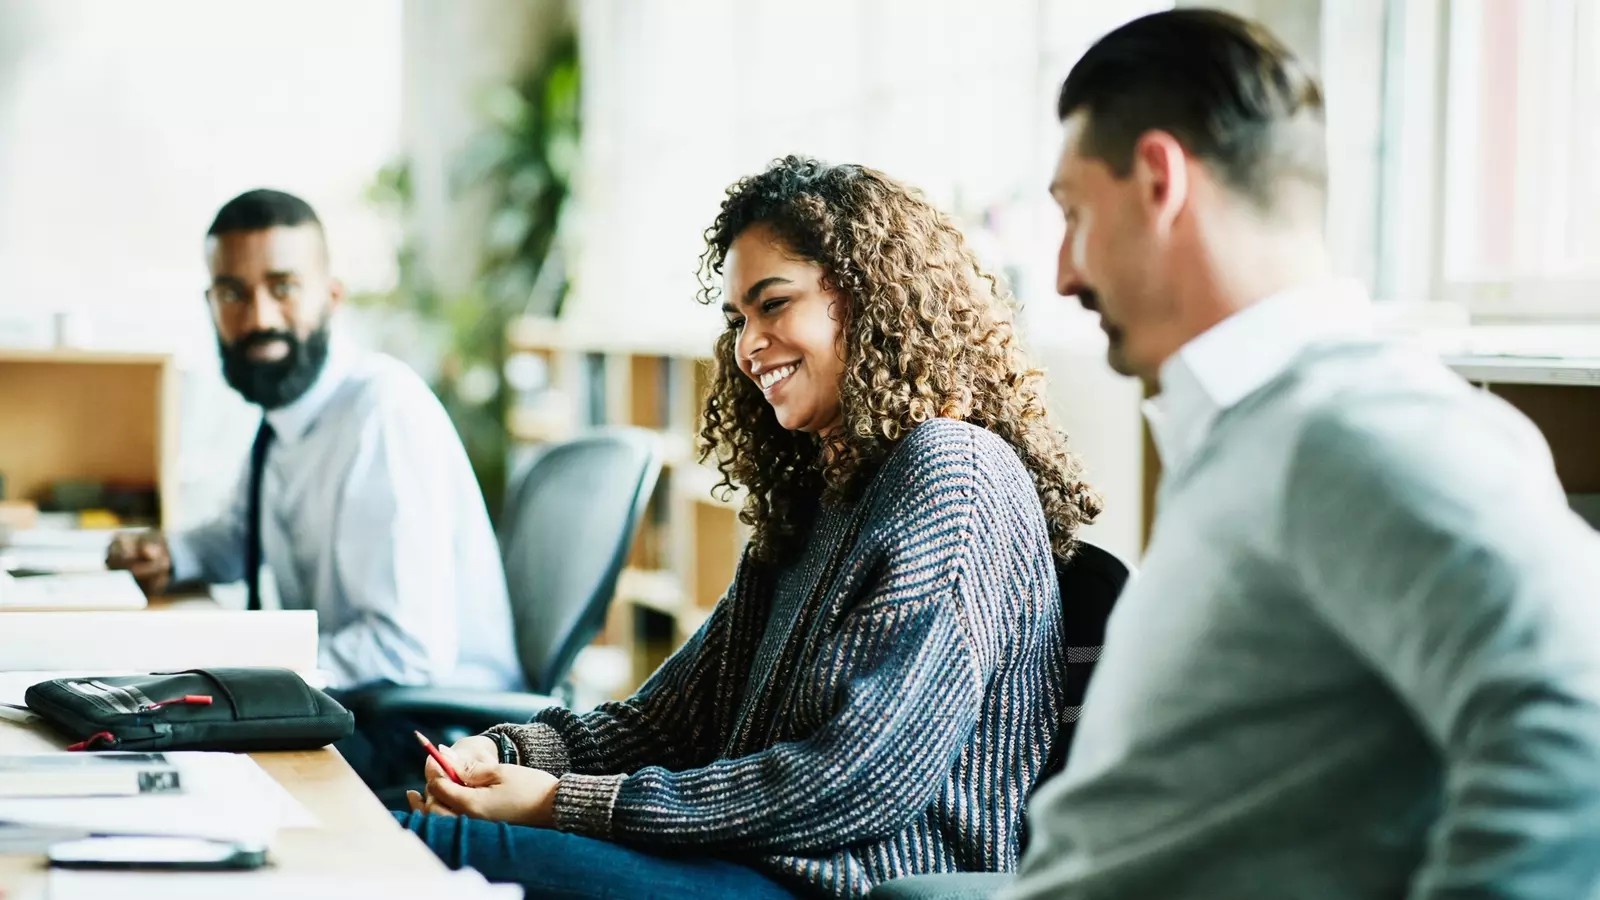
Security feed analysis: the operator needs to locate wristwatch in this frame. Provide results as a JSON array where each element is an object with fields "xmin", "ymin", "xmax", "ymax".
[{"xmin": 488, "ymin": 730, "xmax": 519, "ymax": 766}]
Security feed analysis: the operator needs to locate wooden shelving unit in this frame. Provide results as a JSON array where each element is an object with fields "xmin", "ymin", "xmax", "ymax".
[
  {"xmin": 0, "ymin": 349, "xmax": 179, "ymax": 527},
  {"xmin": 506, "ymin": 318, "xmax": 748, "ymax": 693}
]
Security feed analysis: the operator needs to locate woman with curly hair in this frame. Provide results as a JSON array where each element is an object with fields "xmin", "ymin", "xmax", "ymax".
[{"xmin": 396, "ymin": 156, "xmax": 1103, "ymax": 900}]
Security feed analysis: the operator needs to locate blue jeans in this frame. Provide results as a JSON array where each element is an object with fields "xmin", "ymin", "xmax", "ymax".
[{"xmin": 394, "ymin": 811, "xmax": 802, "ymax": 900}]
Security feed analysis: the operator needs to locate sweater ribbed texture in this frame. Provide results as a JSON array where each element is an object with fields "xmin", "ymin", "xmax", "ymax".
[{"xmin": 490, "ymin": 418, "xmax": 1068, "ymax": 898}]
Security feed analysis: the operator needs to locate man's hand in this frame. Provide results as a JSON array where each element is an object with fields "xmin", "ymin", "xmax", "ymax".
[
  {"xmin": 105, "ymin": 530, "xmax": 172, "ymax": 596},
  {"xmin": 406, "ymin": 744, "xmax": 559, "ymax": 828}
]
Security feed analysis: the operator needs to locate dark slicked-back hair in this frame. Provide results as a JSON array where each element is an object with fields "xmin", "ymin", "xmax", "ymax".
[
  {"xmin": 1058, "ymin": 9, "xmax": 1326, "ymax": 212},
  {"xmin": 207, "ymin": 189, "xmax": 322, "ymax": 237}
]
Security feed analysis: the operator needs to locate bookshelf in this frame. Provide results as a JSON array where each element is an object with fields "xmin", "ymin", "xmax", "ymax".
[
  {"xmin": 0, "ymin": 349, "xmax": 178, "ymax": 528},
  {"xmin": 506, "ymin": 318, "xmax": 747, "ymax": 693}
]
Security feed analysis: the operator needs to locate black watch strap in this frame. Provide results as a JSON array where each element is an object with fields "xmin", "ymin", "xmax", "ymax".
[{"xmin": 491, "ymin": 730, "xmax": 519, "ymax": 766}]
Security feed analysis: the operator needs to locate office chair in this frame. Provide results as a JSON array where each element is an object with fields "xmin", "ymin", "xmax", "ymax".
[
  {"xmin": 343, "ymin": 427, "xmax": 664, "ymax": 754},
  {"xmin": 867, "ymin": 540, "xmax": 1131, "ymax": 900}
]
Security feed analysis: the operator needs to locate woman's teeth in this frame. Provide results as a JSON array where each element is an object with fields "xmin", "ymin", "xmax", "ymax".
[{"xmin": 759, "ymin": 364, "xmax": 797, "ymax": 390}]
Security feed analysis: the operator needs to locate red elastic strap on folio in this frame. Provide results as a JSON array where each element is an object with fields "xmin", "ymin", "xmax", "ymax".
[
  {"xmin": 66, "ymin": 731, "xmax": 117, "ymax": 752},
  {"xmin": 65, "ymin": 696, "xmax": 213, "ymax": 750},
  {"xmin": 141, "ymin": 694, "xmax": 214, "ymax": 711}
]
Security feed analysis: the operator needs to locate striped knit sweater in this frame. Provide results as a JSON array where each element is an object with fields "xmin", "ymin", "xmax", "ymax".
[{"xmin": 489, "ymin": 418, "xmax": 1068, "ymax": 898}]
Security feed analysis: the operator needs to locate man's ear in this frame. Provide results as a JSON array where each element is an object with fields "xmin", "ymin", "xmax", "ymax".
[
  {"xmin": 328, "ymin": 278, "xmax": 347, "ymax": 313},
  {"xmin": 1131, "ymin": 130, "xmax": 1190, "ymax": 235}
]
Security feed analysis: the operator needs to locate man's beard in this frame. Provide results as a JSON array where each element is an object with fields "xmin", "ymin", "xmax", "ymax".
[{"xmin": 218, "ymin": 322, "xmax": 331, "ymax": 410}]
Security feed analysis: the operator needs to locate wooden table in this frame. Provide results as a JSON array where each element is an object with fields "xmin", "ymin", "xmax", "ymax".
[{"xmin": 0, "ymin": 714, "xmax": 446, "ymax": 896}]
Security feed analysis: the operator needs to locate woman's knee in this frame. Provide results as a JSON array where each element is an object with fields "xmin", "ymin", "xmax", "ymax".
[{"xmin": 392, "ymin": 810, "xmax": 477, "ymax": 870}]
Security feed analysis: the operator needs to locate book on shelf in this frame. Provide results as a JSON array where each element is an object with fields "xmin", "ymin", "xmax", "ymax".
[{"xmin": 0, "ymin": 752, "xmax": 182, "ymax": 798}]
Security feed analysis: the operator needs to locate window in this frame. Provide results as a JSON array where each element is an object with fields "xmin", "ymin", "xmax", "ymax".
[
  {"xmin": 1377, "ymin": 0, "xmax": 1600, "ymax": 317},
  {"xmin": 571, "ymin": 0, "xmax": 1170, "ymax": 347}
]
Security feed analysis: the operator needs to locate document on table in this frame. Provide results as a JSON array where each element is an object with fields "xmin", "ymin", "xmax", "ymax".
[
  {"xmin": 47, "ymin": 869, "xmax": 524, "ymax": 900},
  {"xmin": 0, "ymin": 751, "xmax": 315, "ymax": 844},
  {"xmin": 0, "ymin": 570, "xmax": 147, "ymax": 611}
]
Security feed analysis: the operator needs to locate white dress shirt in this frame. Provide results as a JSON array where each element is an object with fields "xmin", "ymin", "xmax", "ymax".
[
  {"xmin": 169, "ymin": 337, "xmax": 523, "ymax": 691},
  {"xmin": 1141, "ymin": 277, "xmax": 1373, "ymax": 473}
]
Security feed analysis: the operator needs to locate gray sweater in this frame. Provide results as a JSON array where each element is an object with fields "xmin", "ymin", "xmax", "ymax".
[
  {"xmin": 1009, "ymin": 340, "xmax": 1600, "ymax": 899},
  {"xmin": 492, "ymin": 418, "xmax": 1068, "ymax": 898}
]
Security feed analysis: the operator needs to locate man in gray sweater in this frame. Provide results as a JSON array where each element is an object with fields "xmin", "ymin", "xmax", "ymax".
[{"xmin": 1009, "ymin": 9, "xmax": 1600, "ymax": 899}]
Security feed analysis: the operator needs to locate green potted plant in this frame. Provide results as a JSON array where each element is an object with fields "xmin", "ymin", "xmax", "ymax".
[{"xmin": 356, "ymin": 35, "xmax": 579, "ymax": 517}]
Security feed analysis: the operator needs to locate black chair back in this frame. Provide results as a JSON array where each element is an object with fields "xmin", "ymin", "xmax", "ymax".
[
  {"xmin": 1037, "ymin": 540, "xmax": 1131, "ymax": 785},
  {"xmin": 499, "ymin": 428, "xmax": 663, "ymax": 695}
]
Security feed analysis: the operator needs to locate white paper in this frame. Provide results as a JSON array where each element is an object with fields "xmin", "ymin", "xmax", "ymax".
[
  {"xmin": 0, "ymin": 751, "xmax": 314, "ymax": 843},
  {"xmin": 1, "ymin": 528, "xmax": 120, "ymax": 551},
  {"xmin": 0, "ymin": 609, "xmax": 318, "ymax": 672},
  {"xmin": 0, "ymin": 528, "xmax": 120, "ymax": 575},
  {"xmin": 0, "ymin": 571, "xmax": 147, "ymax": 610},
  {"xmin": 0, "ymin": 704, "xmax": 44, "ymax": 726},
  {"xmin": 46, "ymin": 868, "xmax": 523, "ymax": 900}
]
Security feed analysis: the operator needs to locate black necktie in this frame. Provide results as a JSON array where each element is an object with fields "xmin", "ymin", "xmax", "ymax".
[{"xmin": 245, "ymin": 419, "xmax": 274, "ymax": 612}]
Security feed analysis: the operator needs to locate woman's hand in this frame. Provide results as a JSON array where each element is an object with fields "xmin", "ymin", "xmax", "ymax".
[
  {"xmin": 406, "ymin": 746, "xmax": 559, "ymax": 828},
  {"xmin": 436, "ymin": 735, "xmax": 500, "ymax": 775},
  {"xmin": 406, "ymin": 735, "xmax": 500, "ymax": 818}
]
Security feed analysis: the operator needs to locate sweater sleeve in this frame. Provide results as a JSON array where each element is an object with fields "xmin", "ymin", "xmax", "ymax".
[
  {"xmin": 554, "ymin": 570, "xmax": 985, "ymax": 853},
  {"xmin": 486, "ymin": 560, "xmax": 749, "ymax": 776},
  {"xmin": 1283, "ymin": 395, "xmax": 1600, "ymax": 900},
  {"xmin": 550, "ymin": 424, "xmax": 1017, "ymax": 855}
]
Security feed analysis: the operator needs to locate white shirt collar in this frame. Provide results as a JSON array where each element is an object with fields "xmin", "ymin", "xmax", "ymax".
[
  {"xmin": 1142, "ymin": 279, "xmax": 1373, "ymax": 472},
  {"xmin": 264, "ymin": 333, "xmax": 355, "ymax": 444}
]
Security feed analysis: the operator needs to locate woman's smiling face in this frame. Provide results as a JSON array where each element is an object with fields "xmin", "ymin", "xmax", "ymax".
[{"xmin": 720, "ymin": 223, "xmax": 847, "ymax": 437}]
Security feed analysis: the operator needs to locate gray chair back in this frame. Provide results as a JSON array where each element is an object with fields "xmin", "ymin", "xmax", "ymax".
[{"xmin": 499, "ymin": 428, "xmax": 664, "ymax": 696}]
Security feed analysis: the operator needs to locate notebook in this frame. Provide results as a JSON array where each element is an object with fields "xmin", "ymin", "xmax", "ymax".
[{"xmin": 0, "ymin": 752, "xmax": 181, "ymax": 798}]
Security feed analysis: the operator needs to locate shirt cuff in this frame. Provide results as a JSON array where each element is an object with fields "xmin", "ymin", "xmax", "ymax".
[
  {"xmin": 164, "ymin": 532, "xmax": 202, "ymax": 585},
  {"xmin": 552, "ymin": 772, "xmax": 624, "ymax": 839},
  {"xmin": 483, "ymin": 723, "xmax": 572, "ymax": 776}
]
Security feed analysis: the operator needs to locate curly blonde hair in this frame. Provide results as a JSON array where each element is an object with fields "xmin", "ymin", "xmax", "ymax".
[{"xmin": 696, "ymin": 156, "xmax": 1102, "ymax": 564}]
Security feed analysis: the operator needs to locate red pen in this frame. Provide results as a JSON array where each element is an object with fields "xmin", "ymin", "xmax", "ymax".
[{"xmin": 414, "ymin": 730, "xmax": 466, "ymax": 785}]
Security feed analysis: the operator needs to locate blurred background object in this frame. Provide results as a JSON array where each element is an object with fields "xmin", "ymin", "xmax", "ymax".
[{"xmin": 354, "ymin": 13, "xmax": 578, "ymax": 515}]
